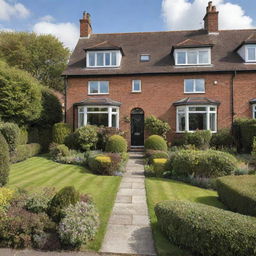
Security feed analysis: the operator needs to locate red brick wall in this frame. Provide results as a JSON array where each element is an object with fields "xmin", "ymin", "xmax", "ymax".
[{"xmin": 66, "ymin": 73, "xmax": 256, "ymax": 144}]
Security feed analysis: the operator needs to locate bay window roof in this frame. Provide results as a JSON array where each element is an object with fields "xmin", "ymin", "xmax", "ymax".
[
  {"xmin": 173, "ymin": 97, "xmax": 220, "ymax": 106},
  {"xmin": 74, "ymin": 97, "xmax": 121, "ymax": 107}
]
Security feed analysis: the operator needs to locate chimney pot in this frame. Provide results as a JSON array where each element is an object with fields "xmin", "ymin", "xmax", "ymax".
[{"xmin": 80, "ymin": 11, "xmax": 92, "ymax": 37}]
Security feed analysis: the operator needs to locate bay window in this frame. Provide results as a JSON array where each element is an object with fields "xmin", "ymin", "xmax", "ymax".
[
  {"xmin": 176, "ymin": 105, "xmax": 217, "ymax": 132},
  {"xmin": 78, "ymin": 106, "xmax": 119, "ymax": 128}
]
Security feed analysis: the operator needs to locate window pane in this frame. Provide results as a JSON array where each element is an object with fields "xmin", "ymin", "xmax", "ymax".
[
  {"xmin": 112, "ymin": 108, "xmax": 117, "ymax": 112},
  {"xmin": 88, "ymin": 52, "xmax": 95, "ymax": 66},
  {"xmin": 87, "ymin": 113, "xmax": 108, "ymax": 127},
  {"xmin": 112, "ymin": 114, "xmax": 117, "ymax": 128},
  {"xmin": 189, "ymin": 113, "xmax": 207, "ymax": 131},
  {"xmin": 185, "ymin": 79, "xmax": 194, "ymax": 92},
  {"xmin": 199, "ymin": 51, "xmax": 209, "ymax": 64},
  {"xmin": 187, "ymin": 51, "xmax": 197, "ymax": 64},
  {"xmin": 87, "ymin": 107, "xmax": 108, "ymax": 112},
  {"xmin": 248, "ymin": 48, "xmax": 256, "ymax": 61},
  {"xmin": 79, "ymin": 113, "xmax": 84, "ymax": 127},
  {"xmin": 210, "ymin": 107, "xmax": 216, "ymax": 111},
  {"xmin": 195, "ymin": 79, "xmax": 205, "ymax": 92},
  {"xmin": 189, "ymin": 107, "xmax": 206, "ymax": 111},
  {"xmin": 100, "ymin": 81, "xmax": 109, "ymax": 94},
  {"xmin": 111, "ymin": 52, "xmax": 117, "ymax": 65},
  {"xmin": 177, "ymin": 52, "xmax": 186, "ymax": 64},
  {"xmin": 210, "ymin": 113, "xmax": 216, "ymax": 131},
  {"xmin": 105, "ymin": 53, "xmax": 111, "ymax": 66},
  {"xmin": 133, "ymin": 80, "xmax": 141, "ymax": 91},
  {"xmin": 96, "ymin": 52, "xmax": 104, "ymax": 66},
  {"xmin": 178, "ymin": 113, "xmax": 185, "ymax": 131},
  {"xmin": 140, "ymin": 55, "xmax": 150, "ymax": 62},
  {"xmin": 89, "ymin": 81, "xmax": 98, "ymax": 94}
]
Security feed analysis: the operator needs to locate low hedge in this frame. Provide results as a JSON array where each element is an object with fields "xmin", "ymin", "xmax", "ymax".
[
  {"xmin": 184, "ymin": 130, "xmax": 212, "ymax": 149},
  {"xmin": 172, "ymin": 149, "xmax": 237, "ymax": 178},
  {"xmin": 152, "ymin": 158, "xmax": 168, "ymax": 177},
  {"xmin": 145, "ymin": 150, "xmax": 169, "ymax": 164},
  {"xmin": 216, "ymin": 175, "xmax": 256, "ymax": 216},
  {"xmin": 0, "ymin": 133, "xmax": 10, "ymax": 186},
  {"xmin": 155, "ymin": 200, "xmax": 256, "ymax": 256},
  {"xmin": 11, "ymin": 143, "xmax": 41, "ymax": 163},
  {"xmin": 144, "ymin": 135, "xmax": 167, "ymax": 151}
]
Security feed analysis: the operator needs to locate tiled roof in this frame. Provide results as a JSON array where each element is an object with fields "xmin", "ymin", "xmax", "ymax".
[
  {"xmin": 173, "ymin": 97, "xmax": 220, "ymax": 106},
  {"xmin": 173, "ymin": 38, "xmax": 213, "ymax": 49},
  {"xmin": 84, "ymin": 40, "xmax": 123, "ymax": 52},
  {"xmin": 73, "ymin": 97, "xmax": 122, "ymax": 106},
  {"xmin": 63, "ymin": 29, "xmax": 256, "ymax": 76}
]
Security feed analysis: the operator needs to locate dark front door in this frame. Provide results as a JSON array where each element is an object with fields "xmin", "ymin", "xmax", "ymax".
[{"xmin": 131, "ymin": 108, "xmax": 144, "ymax": 146}]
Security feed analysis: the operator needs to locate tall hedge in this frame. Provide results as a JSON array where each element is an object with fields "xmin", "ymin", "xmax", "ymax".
[
  {"xmin": 0, "ymin": 133, "xmax": 10, "ymax": 186},
  {"xmin": 52, "ymin": 123, "xmax": 71, "ymax": 144},
  {"xmin": 155, "ymin": 200, "xmax": 256, "ymax": 256}
]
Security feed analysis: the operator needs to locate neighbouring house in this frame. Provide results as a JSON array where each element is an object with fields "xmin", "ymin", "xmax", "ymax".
[{"xmin": 63, "ymin": 1, "xmax": 256, "ymax": 147}]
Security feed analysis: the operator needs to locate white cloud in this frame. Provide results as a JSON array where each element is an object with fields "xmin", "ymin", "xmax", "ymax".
[
  {"xmin": 39, "ymin": 15, "xmax": 55, "ymax": 22},
  {"xmin": 162, "ymin": 0, "xmax": 254, "ymax": 30},
  {"xmin": 33, "ymin": 21, "xmax": 79, "ymax": 50},
  {"xmin": 0, "ymin": 0, "xmax": 30, "ymax": 20}
]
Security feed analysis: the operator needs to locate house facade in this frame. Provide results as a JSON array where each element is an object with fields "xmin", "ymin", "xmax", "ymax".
[{"xmin": 63, "ymin": 1, "xmax": 256, "ymax": 147}]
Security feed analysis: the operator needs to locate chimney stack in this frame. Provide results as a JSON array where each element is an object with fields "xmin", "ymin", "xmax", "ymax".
[
  {"xmin": 80, "ymin": 12, "xmax": 92, "ymax": 38},
  {"xmin": 204, "ymin": 1, "xmax": 219, "ymax": 34}
]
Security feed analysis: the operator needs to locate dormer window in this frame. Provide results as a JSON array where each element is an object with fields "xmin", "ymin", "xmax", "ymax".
[
  {"xmin": 246, "ymin": 45, "xmax": 256, "ymax": 62},
  {"xmin": 86, "ymin": 50, "xmax": 122, "ymax": 68},
  {"xmin": 174, "ymin": 48, "xmax": 211, "ymax": 66}
]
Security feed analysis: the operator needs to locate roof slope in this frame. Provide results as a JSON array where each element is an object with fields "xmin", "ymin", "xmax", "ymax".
[{"xmin": 63, "ymin": 29, "xmax": 256, "ymax": 76}]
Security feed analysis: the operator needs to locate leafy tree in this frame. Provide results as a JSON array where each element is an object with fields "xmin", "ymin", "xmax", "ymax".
[
  {"xmin": 0, "ymin": 61, "xmax": 42, "ymax": 125},
  {"xmin": 0, "ymin": 32, "xmax": 70, "ymax": 92}
]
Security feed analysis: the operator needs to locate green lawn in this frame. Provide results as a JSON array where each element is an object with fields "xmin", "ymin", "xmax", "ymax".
[
  {"xmin": 8, "ymin": 156, "xmax": 121, "ymax": 251},
  {"xmin": 145, "ymin": 178, "xmax": 225, "ymax": 256}
]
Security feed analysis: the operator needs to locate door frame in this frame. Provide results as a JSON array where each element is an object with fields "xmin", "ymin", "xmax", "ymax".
[{"xmin": 130, "ymin": 108, "xmax": 145, "ymax": 147}]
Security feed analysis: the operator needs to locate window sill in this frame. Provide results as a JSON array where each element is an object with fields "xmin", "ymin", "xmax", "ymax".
[
  {"xmin": 131, "ymin": 91, "xmax": 142, "ymax": 93},
  {"xmin": 88, "ymin": 93, "xmax": 109, "ymax": 96},
  {"xmin": 184, "ymin": 92, "xmax": 205, "ymax": 94},
  {"xmin": 174, "ymin": 64, "xmax": 213, "ymax": 68},
  {"xmin": 176, "ymin": 130, "xmax": 217, "ymax": 133}
]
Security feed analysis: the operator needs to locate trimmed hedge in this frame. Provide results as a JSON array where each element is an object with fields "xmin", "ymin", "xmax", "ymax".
[
  {"xmin": 144, "ymin": 135, "xmax": 167, "ymax": 152},
  {"xmin": 52, "ymin": 123, "xmax": 71, "ymax": 144},
  {"xmin": 184, "ymin": 130, "xmax": 212, "ymax": 149},
  {"xmin": 11, "ymin": 143, "xmax": 41, "ymax": 163},
  {"xmin": 17, "ymin": 127, "xmax": 28, "ymax": 145},
  {"xmin": 145, "ymin": 150, "xmax": 169, "ymax": 165},
  {"xmin": 216, "ymin": 175, "xmax": 256, "ymax": 216},
  {"xmin": 0, "ymin": 133, "xmax": 10, "ymax": 186},
  {"xmin": 152, "ymin": 158, "xmax": 168, "ymax": 177},
  {"xmin": 155, "ymin": 200, "xmax": 256, "ymax": 256},
  {"xmin": 105, "ymin": 135, "xmax": 127, "ymax": 153},
  {"xmin": 210, "ymin": 128, "xmax": 234, "ymax": 149},
  {"xmin": 172, "ymin": 149, "xmax": 237, "ymax": 178}
]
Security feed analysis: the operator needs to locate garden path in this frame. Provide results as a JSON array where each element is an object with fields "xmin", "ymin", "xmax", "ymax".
[{"xmin": 100, "ymin": 152, "xmax": 156, "ymax": 255}]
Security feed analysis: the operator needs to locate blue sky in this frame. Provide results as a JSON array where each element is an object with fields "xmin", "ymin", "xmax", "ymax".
[{"xmin": 0, "ymin": 0, "xmax": 255, "ymax": 49}]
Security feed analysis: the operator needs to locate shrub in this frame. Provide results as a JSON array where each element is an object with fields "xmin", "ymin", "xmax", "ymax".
[
  {"xmin": 47, "ymin": 186, "xmax": 80, "ymax": 222},
  {"xmin": 52, "ymin": 123, "xmax": 71, "ymax": 144},
  {"xmin": 88, "ymin": 155, "xmax": 112, "ymax": 175},
  {"xmin": 28, "ymin": 127, "xmax": 39, "ymax": 143},
  {"xmin": 0, "ymin": 188, "xmax": 15, "ymax": 210},
  {"xmin": 155, "ymin": 200, "xmax": 256, "ymax": 256},
  {"xmin": 0, "ymin": 133, "xmax": 10, "ymax": 186},
  {"xmin": 11, "ymin": 143, "xmax": 41, "ymax": 163},
  {"xmin": 252, "ymin": 136, "xmax": 256, "ymax": 158},
  {"xmin": 0, "ymin": 122, "xmax": 20, "ymax": 153},
  {"xmin": 49, "ymin": 144, "xmax": 70, "ymax": 161},
  {"xmin": 64, "ymin": 132, "xmax": 77, "ymax": 149},
  {"xmin": 144, "ymin": 115, "xmax": 171, "ymax": 138},
  {"xmin": 58, "ymin": 201, "xmax": 99, "ymax": 248},
  {"xmin": 216, "ymin": 175, "xmax": 256, "ymax": 216},
  {"xmin": 152, "ymin": 158, "xmax": 168, "ymax": 177},
  {"xmin": 144, "ymin": 135, "xmax": 167, "ymax": 152},
  {"xmin": 56, "ymin": 151, "xmax": 86, "ymax": 166},
  {"xmin": 106, "ymin": 153, "xmax": 124, "ymax": 174},
  {"xmin": 17, "ymin": 127, "xmax": 28, "ymax": 145},
  {"xmin": 210, "ymin": 128, "xmax": 234, "ymax": 149},
  {"xmin": 25, "ymin": 187, "xmax": 56, "ymax": 214},
  {"xmin": 74, "ymin": 125, "xmax": 98, "ymax": 151},
  {"xmin": 38, "ymin": 127, "xmax": 53, "ymax": 153},
  {"xmin": 145, "ymin": 150, "xmax": 169, "ymax": 164},
  {"xmin": 172, "ymin": 149, "xmax": 237, "ymax": 178},
  {"xmin": 105, "ymin": 135, "xmax": 127, "ymax": 153},
  {"xmin": 184, "ymin": 130, "xmax": 212, "ymax": 149}
]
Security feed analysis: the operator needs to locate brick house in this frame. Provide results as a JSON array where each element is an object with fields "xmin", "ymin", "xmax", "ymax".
[{"xmin": 63, "ymin": 1, "xmax": 256, "ymax": 147}]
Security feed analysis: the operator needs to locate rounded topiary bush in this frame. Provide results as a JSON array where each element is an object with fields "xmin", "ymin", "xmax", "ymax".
[
  {"xmin": 49, "ymin": 144, "xmax": 70, "ymax": 161},
  {"xmin": 47, "ymin": 186, "xmax": 80, "ymax": 222},
  {"xmin": 144, "ymin": 135, "xmax": 167, "ymax": 152},
  {"xmin": 52, "ymin": 123, "xmax": 72, "ymax": 144},
  {"xmin": 0, "ymin": 133, "xmax": 10, "ymax": 186},
  {"xmin": 105, "ymin": 135, "xmax": 127, "ymax": 153},
  {"xmin": 58, "ymin": 201, "xmax": 99, "ymax": 248}
]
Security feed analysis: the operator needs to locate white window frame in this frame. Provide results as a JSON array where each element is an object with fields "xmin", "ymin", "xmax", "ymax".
[
  {"xmin": 245, "ymin": 45, "xmax": 256, "ymax": 63},
  {"xmin": 78, "ymin": 106, "xmax": 119, "ymax": 128},
  {"xmin": 88, "ymin": 81, "xmax": 109, "ymax": 95},
  {"xmin": 184, "ymin": 79, "xmax": 205, "ymax": 94},
  {"xmin": 252, "ymin": 104, "xmax": 256, "ymax": 118},
  {"xmin": 176, "ymin": 105, "xmax": 217, "ymax": 133},
  {"xmin": 132, "ymin": 80, "xmax": 142, "ymax": 93},
  {"xmin": 86, "ymin": 50, "xmax": 121, "ymax": 68},
  {"xmin": 174, "ymin": 48, "xmax": 211, "ymax": 66}
]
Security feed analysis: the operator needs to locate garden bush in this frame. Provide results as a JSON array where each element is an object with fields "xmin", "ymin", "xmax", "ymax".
[
  {"xmin": 210, "ymin": 128, "xmax": 234, "ymax": 149},
  {"xmin": 56, "ymin": 151, "xmax": 87, "ymax": 166},
  {"xmin": 49, "ymin": 144, "xmax": 70, "ymax": 161},
  {"xmin": 172, "ymin": 149, "xmax": 237, "ymax": 178},
  {"xmin": 47, "ymin": 186, "xmax": 80, "ymax": 222},
  {"xmin": 144, "ymin": 135, "xmax": 167, "ymax": 151},
  {"xmin": 52, "ymin": 123, "xmax": 71, "ymax": 144},
  {"xmin": 216, "ymin": 175, "xmax": 256, "ymax": 216},
  {"xmin": 0, "ymin": 133, "xmax": 10, "ymax": 186},
  {"xmin": 74, "ymin": 125, "xmax": 98, "ymax": 151},
  {"xmin": 155, "ymin": 200, "xmax": 256, "ymax": 256},
  {"xmin": 105, "ymin": 135, "xmax": 127, "ymax": 153},
  {"xmin": 88, "ymin": 155, "xmax": 112, "ymax": 175},
  {"xmin": 0, "ymin": 188, "xmax": 14, "ymax": 210},
  {"xmin": 144, "ymin": 115, "xmax": 171, "ymax": 138},
  {"xmin": 145, "ymin": 150, "xmax": 169, "ymax": 164},
  {"xmin": 64, "ymin": 132, "xmax": 77, "ymax": 149},
  {"xmin": 0, "ymin": 122, "xmax": 20, "ymax": 153},
  {"xmin": 152, "ymin": 158, "xmax": 168, "ymax": 177},
  {"xmin": 17, "ymin": 127, "xmax": 28, "ymax": 145},
  {"xmin": 11, "ymin": 143, "xmax": 41, "ymax": 163},
  {"xmin": 184, "ymin": 130, "xmax": 212, "ymax": 149},
  {"xmin": 58, "ymin": 201, "xmax": 99, "ymax": 248}
]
